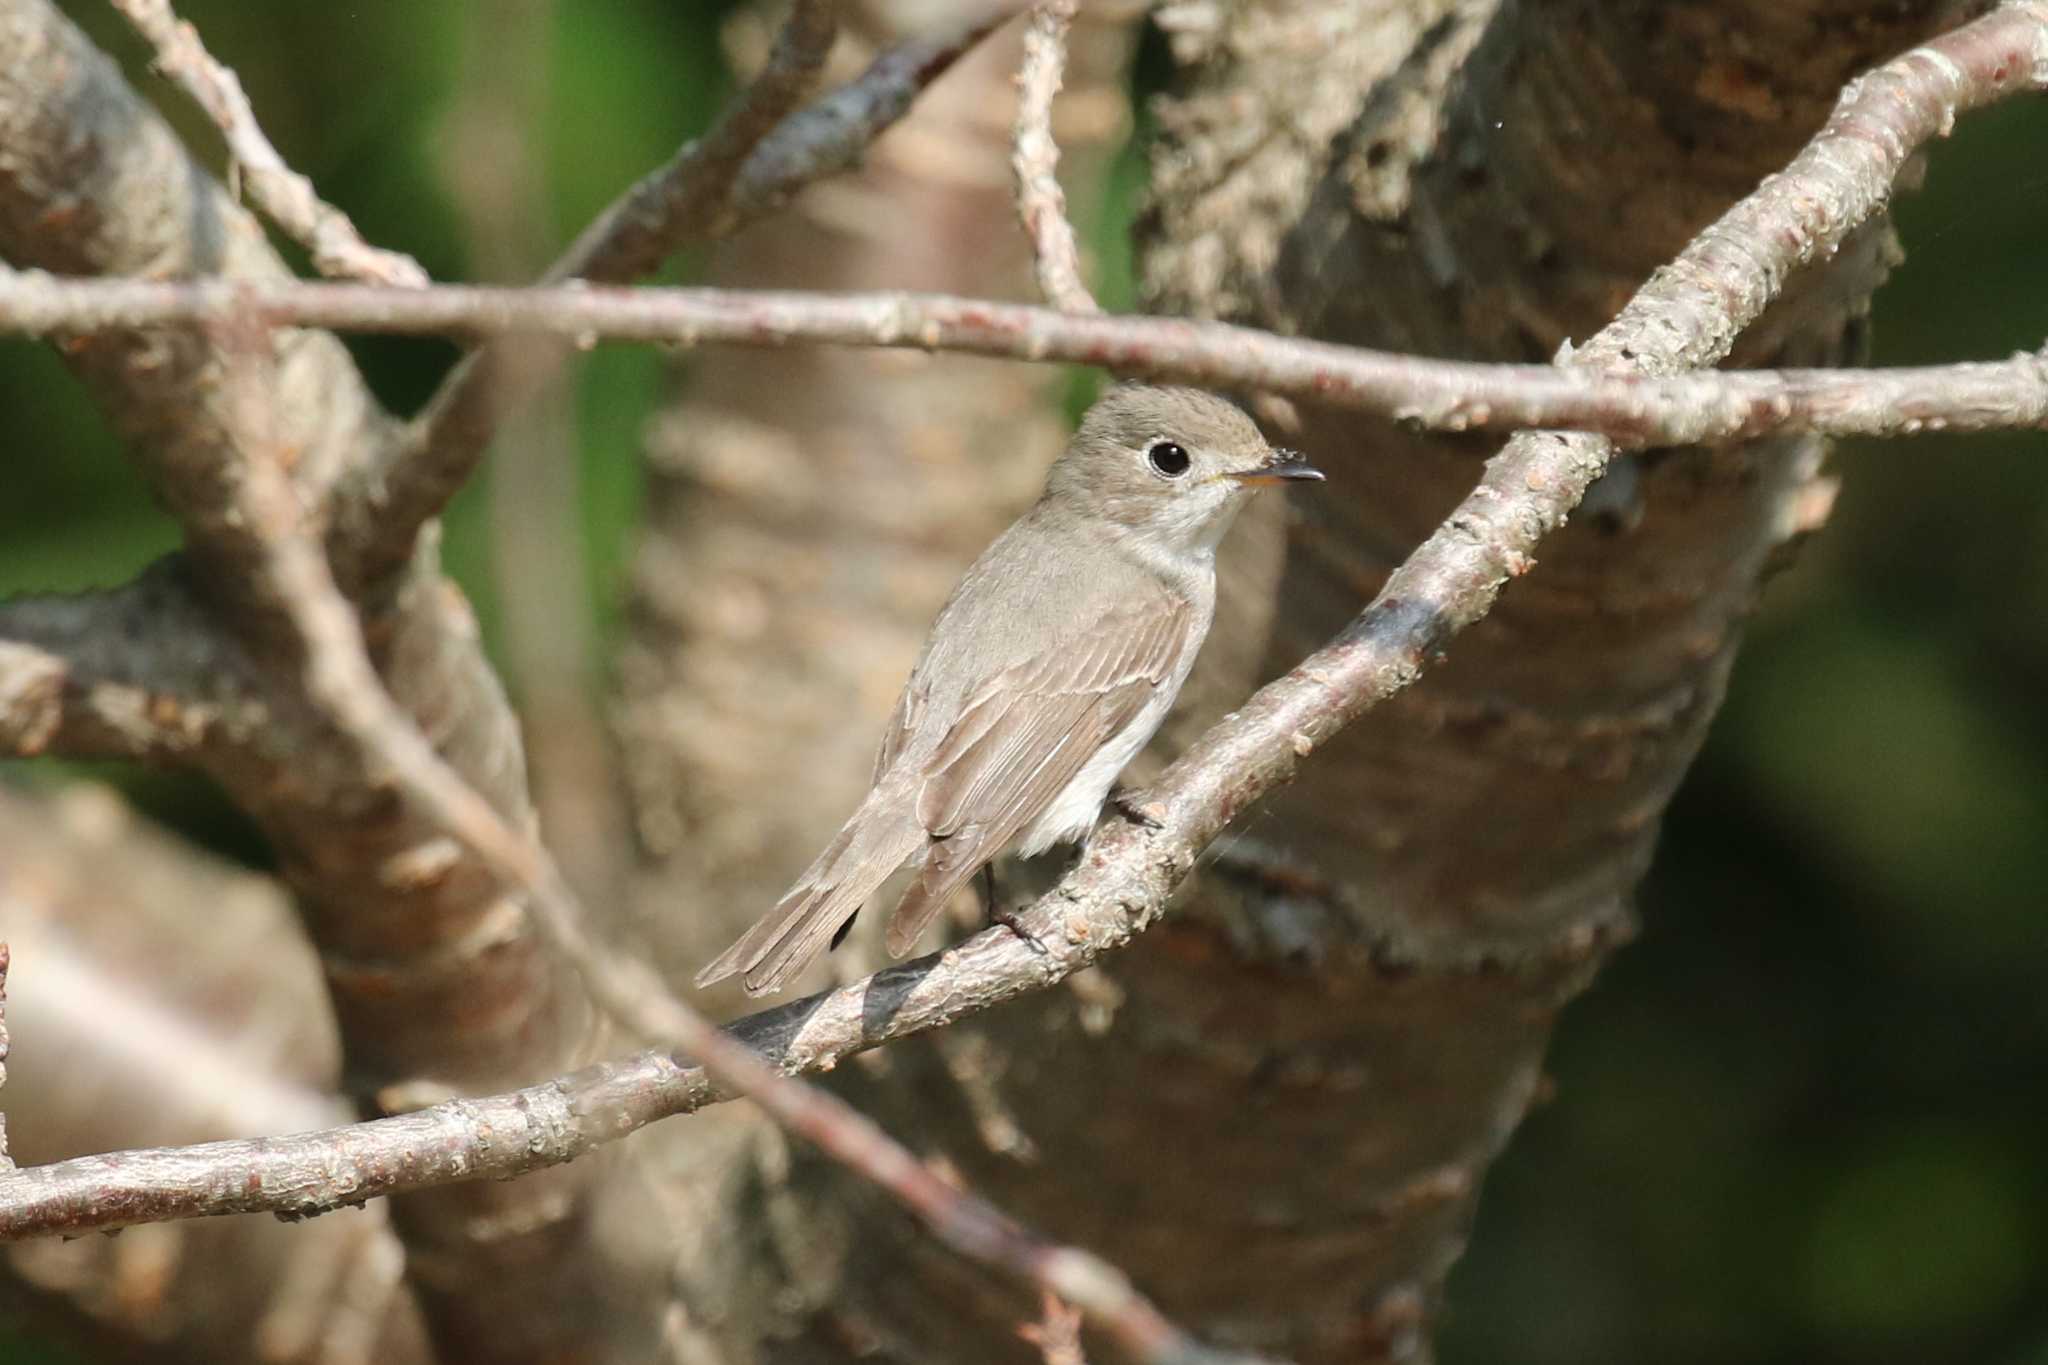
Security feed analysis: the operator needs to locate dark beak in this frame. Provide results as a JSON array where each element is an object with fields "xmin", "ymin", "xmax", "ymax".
[{"xmin": 1227, "ymin": 448, "xmax": 1324, "ymax": 487}]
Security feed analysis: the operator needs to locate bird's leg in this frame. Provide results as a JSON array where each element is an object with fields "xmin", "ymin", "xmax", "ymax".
[
  {"xmin": 1109, "ymin": 785, "xmax": 1166, "ymax": 830},
  {"xmin": 981, "ymin": 862, "xmax": 1047, "ymax": 956}
]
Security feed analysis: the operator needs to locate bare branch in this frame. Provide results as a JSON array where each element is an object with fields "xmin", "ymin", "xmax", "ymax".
[
  {"xmin": 0, "ymin": 1054, "xmax": 667, "ymax": 1236},
  {"xmin": 1013, "ymin": 0, "xmax": 1100, "ymax": 312},
  {"xmin": 4, "ymin": 272, "xmax": 2045, "ymax": 445},
  {"xmin": 109, "ymin": 0, "xmax": 428, "ymax": 286},
  {"xmin": 336, "ymin": 7, "xmax": 1011, "ymax": 592},
  {"xmin": 729, "ymin": 9, "xmax": 1013, "ymax": 225},
  {"xmin": 551, "ymin": 0, "xmax": 841, "ymax": 285},
  {"xmin": 341, "ymin": 0, "xmax": 843, "ymax": 590},
  {"xmin": 0, "ymin": 930, "xmax": 1243, "ymax": 1356}
]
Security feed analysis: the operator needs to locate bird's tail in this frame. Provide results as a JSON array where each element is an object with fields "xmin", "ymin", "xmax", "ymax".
[{"xmin": 693, "ymin": 791, "xmax": 925, "ymax": 997}]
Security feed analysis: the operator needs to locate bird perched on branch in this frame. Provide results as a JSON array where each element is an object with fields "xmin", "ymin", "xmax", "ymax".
[{"xmin": 696, "ymin": 384, "xmax": 1322, "ymax": 996}]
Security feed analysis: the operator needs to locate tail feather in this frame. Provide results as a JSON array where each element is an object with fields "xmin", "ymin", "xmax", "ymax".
[
  {"xmin": 694, "ymin": 793, "xmax": 924, "ymax": 997},
  {"xmin": 884, "ymin": 834, "xmax": 983, "ymax": 957}
]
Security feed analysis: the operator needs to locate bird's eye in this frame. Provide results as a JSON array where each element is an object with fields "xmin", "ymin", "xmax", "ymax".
[{"xmin": 1146, "ymin": 440, "xmax": 1191, "ymax": 478}]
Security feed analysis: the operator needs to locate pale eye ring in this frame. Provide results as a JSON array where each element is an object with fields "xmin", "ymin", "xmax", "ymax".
[{"xmin": 1146, "ymin": 440, "xmax": 1191, "ymax": 478}]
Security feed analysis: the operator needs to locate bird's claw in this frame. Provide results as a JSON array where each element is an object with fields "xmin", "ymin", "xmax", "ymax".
[
  {"xmin": 1110, "ymin": 786, "xmax": 1167, "ymax": 830},
  {"xmin": 990, "ymin": 907, "xmax": 1049, "ymax": 956}
]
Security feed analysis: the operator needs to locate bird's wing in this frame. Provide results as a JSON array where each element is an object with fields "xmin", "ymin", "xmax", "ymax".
[
  {"xmin": 872, "ymin": 672, "xmax": 926, "ymax": 786},
  {"xmin": 882, "ymin": 590, "xmax": 1192, "ymax": 955}
]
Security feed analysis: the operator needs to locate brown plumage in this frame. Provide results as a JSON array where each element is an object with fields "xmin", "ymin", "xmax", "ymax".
[{"xmin": 694, "ymin": 385, "xmax": 1321, "ymax": 996}]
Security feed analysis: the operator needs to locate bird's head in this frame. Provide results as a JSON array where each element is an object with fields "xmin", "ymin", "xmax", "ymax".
[{"xmin": 1045, "ymin": 384, "xmax": 1322, "ymax": 554}]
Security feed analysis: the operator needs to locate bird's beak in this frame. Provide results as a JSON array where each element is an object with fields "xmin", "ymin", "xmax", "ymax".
[{"xmin": 1226, "ymin": 448, "xmax": 1324, "ymax": 486}]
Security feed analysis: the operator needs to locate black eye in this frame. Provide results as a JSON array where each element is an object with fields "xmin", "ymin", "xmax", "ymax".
[{"xmin": 1146, "ymin": 441, "xmax": 1191, "ymax": 478}]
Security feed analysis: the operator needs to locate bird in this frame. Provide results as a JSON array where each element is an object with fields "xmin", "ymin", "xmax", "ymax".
[{"xmin": 694, "ymin": 383, "xmax": 1322, "ymax": 996}]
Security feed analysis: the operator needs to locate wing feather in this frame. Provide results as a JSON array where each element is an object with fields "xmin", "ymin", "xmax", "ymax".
[
  {"xmin": 872, "ymin": 675, "xmax": 927, "ymax": 785},
  {"xmin": 882, "ymin": 591, "xmax": 1191, "ymax": 956}
]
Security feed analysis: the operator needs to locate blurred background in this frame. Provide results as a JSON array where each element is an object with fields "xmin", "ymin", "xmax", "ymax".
[{"xmin": 1, "ymin": 3, "xmax": 2044, "ymax": 1363}]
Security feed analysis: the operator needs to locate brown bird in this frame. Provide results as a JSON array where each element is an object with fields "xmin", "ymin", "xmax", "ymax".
[{"xmin": 695, "ymin": 384, "xmax": 1322, "ymax": 995}]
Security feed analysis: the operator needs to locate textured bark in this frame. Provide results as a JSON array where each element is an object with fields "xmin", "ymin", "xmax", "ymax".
[{"xmin": 0, "ymin": 783, "xmax": 430, "ymax": 1365}]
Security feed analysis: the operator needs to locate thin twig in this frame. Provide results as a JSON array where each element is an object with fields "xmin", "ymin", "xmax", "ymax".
[
  {"xmin": 200, "ymin": 323, "xmax": 1248, "ymax": 1364},
  {"xmin": 345, "ymin": 0, "xmax": 842, "ymax": 589},
  {"xmin": 344, "ymin": 5, "xmax": 1012, "ymax": 591},
  {"xmin": 729, "ymin": 9, "xmax": 1013, "ymax": 225},
  {"xmin": 109, "ymin": 0, "xmax": 428, "ymax": 286},
  {"xmin": 2, "ymin": 274, "xmax": 2045, "ymax": 445},
  {"xmin": 1013, "ymin": 0, "xmax": 1099, "ymax": 312},
  {"xmin": 548, "ymin": 0, "xmax": 840, "ymax": 285}
]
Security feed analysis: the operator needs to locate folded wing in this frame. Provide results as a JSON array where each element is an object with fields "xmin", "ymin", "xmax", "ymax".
[{"xmin": 883, "ymin": 593, "xmax": 1191, "ymax": 955}]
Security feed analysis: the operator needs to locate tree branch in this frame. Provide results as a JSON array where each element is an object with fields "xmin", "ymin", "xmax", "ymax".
[
  {"xmin": 0, "ymin": 3, "xmax": 399, "ymax": 598},
  {"xmin": 1013, "ymin": 0, "xmax": 1099, "ymax": 312},
  {"xmin": 337, "ymin": 0, "xmax": 843, "ymax": 590},
  {"xmin": 108, "ymin": 0, "xmax": 428, "ymax": 286},
  {"xmin": 546, "ymin": 0, "xmax": 842, "ymax": 284},
  {"xmin": 726, "ymin": 9, "xmax": 1013, "ymax": 225},
  {"xmin": 334, "ymin": 5, "xmax": 1015, "ymax": 593},
  {"xmin": 2, "ymin": 272, "xmax": 2044, "ymax": 445}
]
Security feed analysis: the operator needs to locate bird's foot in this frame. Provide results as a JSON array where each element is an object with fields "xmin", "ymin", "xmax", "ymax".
[
  {"xmin": 990, "ymin": 906, "xmax": 1049, "ymax": 956},
  {"xmin": 978, "ymin": 862, "xmax": 1046, "ymax": 954},
  {"xmin": 1110, "ymin": 785, "xmax": 1167, "ymax": 830}
]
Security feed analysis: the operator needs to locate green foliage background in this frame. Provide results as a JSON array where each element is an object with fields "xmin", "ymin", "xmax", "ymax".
[{"xmin": 1, "ymin": 5, "xmax": 2043, "ymax": 1362}]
